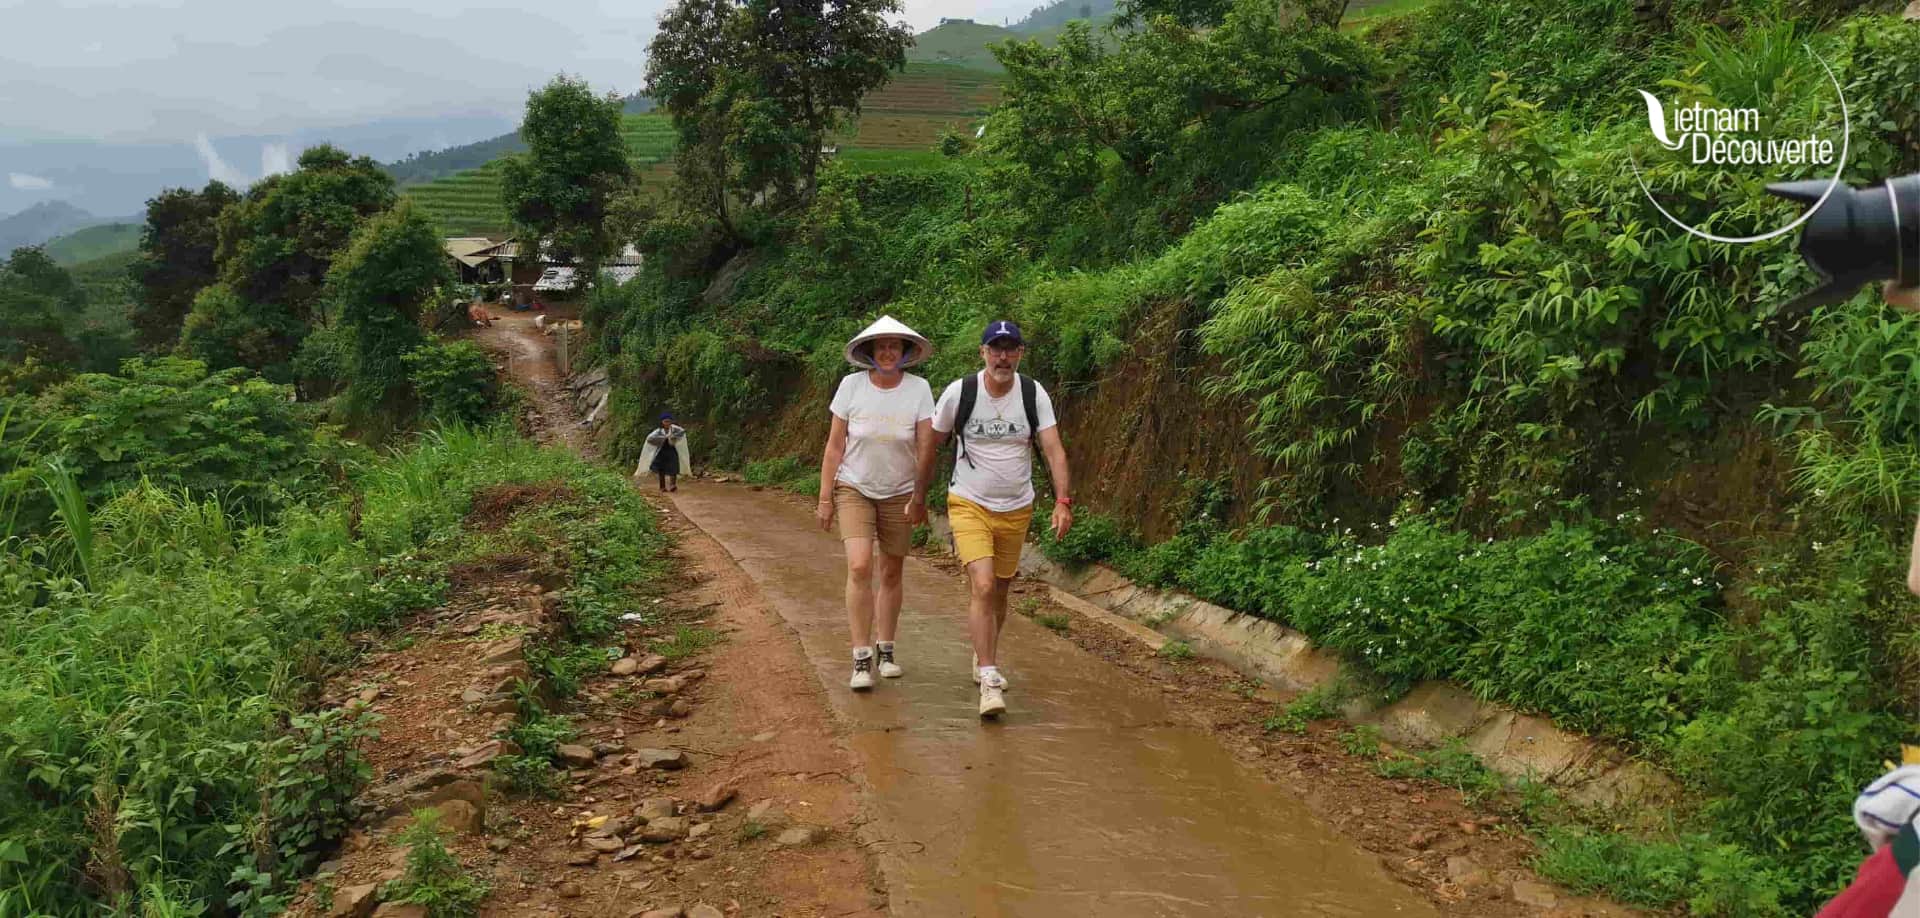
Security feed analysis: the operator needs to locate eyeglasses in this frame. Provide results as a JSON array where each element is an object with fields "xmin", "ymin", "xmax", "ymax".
[{"xmin": 986, "ymin": 342, "xmax": 1024, "ymax": 354}]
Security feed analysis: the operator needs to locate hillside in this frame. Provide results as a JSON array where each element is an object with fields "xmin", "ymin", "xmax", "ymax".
[
  {"xmin": 385, "ymin": 131, "xmax": 526, "ymax": 186},
  {"xmin": 42, "ymin": 221, "xmax": 141, "ymax": 265},
  {"xmin": 404, "ymin": 66, "xmax": 999, "ymax": 236},
  {"xmin": 0, "ymin": 201, "xmax": 101, "ymax": 253},
  {"xmin": 910, "ymin": 21, "xmax": 1019, "ymax": 70},
  {"xmin": 1007, "ymin": 0, "xmax": 1119, "ymax": 32}
]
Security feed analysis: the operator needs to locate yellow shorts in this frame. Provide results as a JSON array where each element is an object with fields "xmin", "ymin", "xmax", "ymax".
[{"xmin": 946, "ymin": 494, "xmax": 1033, "ymax": 580}]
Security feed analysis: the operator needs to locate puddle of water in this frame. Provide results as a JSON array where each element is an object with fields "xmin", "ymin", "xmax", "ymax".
[{"xmin": 673, "ymin": 482, "xmax": 1436, "ymax": 917}]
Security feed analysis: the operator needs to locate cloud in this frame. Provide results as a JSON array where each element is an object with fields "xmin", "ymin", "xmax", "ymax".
[
  {"xmin": 8, "ymin": 173, "xmax": 54, "ymax": 191},
  {"xmin": 260, "ymin": 142, "xmax": 294, "ymax": 178},
  {"xmin": 193, "ymin": 132, "xmax": 250, "ymax": 186}
]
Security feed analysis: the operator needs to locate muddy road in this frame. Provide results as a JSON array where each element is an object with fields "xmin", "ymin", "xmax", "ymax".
[
  {"xmin": 671, "ymin": 482, "xmax": 1434, "ymax": 917},
  {"xmin": 453, "ymin": 308, "xmax": 1622, "ymax": 918}
]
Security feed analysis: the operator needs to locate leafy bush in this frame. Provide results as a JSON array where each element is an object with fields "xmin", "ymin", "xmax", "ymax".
[
  {"xmin": 405, "ymin": 340, "xmax": 500, "ymax": 427},
  {"xmin": 1, "ymin": 357, "xmax": 343, "ymax": 537}
]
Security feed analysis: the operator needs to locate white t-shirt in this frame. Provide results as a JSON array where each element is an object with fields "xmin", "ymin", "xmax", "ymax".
[
  {"xmin": 932, "ymin": 371, "xmax": 1058, "ymax": 512},
  {"xmin": 829, "ymin": 371, "xmax": 936, "ymax": 499}
]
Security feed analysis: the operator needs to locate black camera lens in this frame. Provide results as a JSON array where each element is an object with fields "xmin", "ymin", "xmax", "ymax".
[{"xmin": 1768, "ymin": 174, "xmax": 1920, "ymax": 310}]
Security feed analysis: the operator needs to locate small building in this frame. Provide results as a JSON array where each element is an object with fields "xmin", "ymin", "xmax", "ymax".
[{"xmin": 443, "ymin": 236, "xmax": 508, "ymax": 285}]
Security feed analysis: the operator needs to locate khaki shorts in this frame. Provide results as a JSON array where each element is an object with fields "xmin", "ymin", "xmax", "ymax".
[
  {"xmin": 834, "ymin": 484, "xmax": 913, "ymax": 557},
  {"xmin": 947, "ymin": 494, "xmax": 1033, "ymax": 580}
]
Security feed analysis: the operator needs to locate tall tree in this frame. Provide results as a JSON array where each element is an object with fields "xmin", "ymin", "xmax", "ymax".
[
  {"xmin": 645, "ymin": 0, "xmax": 911, "ymax": 238},
  {"xmin": 324, "ymin": 201, "xmax": 452, "ymax": 433},
  {"xmin": 216, "ymin": 144, "xmax": 397, "ymax": 325},
  {"xmin": 191, "ymin": 144, "xmax": 395, "ymax": 382},
  {"xmin": 0, "ymin": 246, "xmax": 84, "ymax": 375},
  {"xmin": 129, "ymin": 181, "xmax": 238, "ymax": 351},
  {"xmin": 499, "ymin": 77, "xmax": 632, "ymax": 270}
]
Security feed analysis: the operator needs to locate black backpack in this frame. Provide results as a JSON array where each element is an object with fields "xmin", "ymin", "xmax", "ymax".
[{"xmin": 954, "ymin": 373, "xmax": 1038, "ymax": 469}]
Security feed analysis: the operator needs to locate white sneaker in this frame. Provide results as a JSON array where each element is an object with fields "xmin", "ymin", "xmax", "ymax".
[
  {"xmin": 978, "ymin": 683, "xmax": 1006, "ymax": 718},
  {"xmin": 850, "ymin": 656, "xmax": 875, "ymax": 691},
  {"xmin": 972, "ymin": 656, "xmax": 1009, "ymax": 692},
  {"xmin": 877, "ymin": 645, "xmax": 903, "ymax": 678}
]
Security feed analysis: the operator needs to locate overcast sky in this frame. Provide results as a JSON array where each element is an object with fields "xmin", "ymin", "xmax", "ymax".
[{"xmin": 1, "ymin": 0, "xmax": 1033, "ymax": 144}]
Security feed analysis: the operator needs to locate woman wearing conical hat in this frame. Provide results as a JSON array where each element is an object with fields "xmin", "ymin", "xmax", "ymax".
[{"xmin": 817, "ymin": 315, "xmax": 936, "ymax": 692}]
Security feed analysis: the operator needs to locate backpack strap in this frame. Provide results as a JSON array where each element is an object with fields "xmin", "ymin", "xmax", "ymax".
[
  {"xmin": 956, "ymin": 373, "xmax": 979, "ymax": 469},
  {"xmin": 1020, "ymin": 374, "xmax": 1038, "ymax": 449}
]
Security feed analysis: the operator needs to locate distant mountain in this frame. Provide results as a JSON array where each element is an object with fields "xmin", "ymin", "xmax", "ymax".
[
  {"xmin": 910, "ymin": 21, "xmax": 1019, "ymax": 70},
  {"xmin": 0, "ymin": 201, "xmax": 106, "ymax": 254},
  {"xmin": 386, "ymin": 132, "xmax": 526, "ymax": 186},
  {"xmin": 1009, "ymin": 0, "xmax": 1120, "ymax": 33},
  {"xmin": 43, "ymin": 222, "xmax": 142, "ymax": 266},
  {"xmin": 0, "ymin": 112, "xmax": 516, "ymax": 218},
  {"xmin": 384, "ymin": 100, "xmax": 652, "ymax": 187}
]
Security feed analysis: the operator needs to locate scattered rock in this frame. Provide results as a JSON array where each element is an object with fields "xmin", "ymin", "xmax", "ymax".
[
  {"xmin": 641, "ymin": 816, "xmax": 689, "ymax": 843},
  {"xmin": 642, "ymin": 677, "xmax": 686, "ymax": 695},
  {"xmin": 688, "ymin": 823, "xmax": 712, "ymax": 840},
  {"xmin": 750, "ymin": 731, "xmax": 775, "ymax": 743},
  {"xmin": 477, "ymin": 696, "xmax": 518, "ymax": 715},
  {"xmin": 564, "ymin": 849, "xmax": 599, "ymax": 867},
  {"xmin": 612, "ymin": 657, "xmax": 641, "ymax": 676},
  {"xmin": 636, "ymin": 909, "xmax": 684, "ymax": 918},
  {"xmin": 459, "ymin": 688, "xmax": 488, "ymax": 704},
  {"xmin": 434, "ymin": 799, "xmax": 483, "ymax": 835},
  {"xmin": 1407, "ymin": 829, "xmax": 1437, "ymax": 850},
  {"xmin": 1510, "ymin": 880, "xmax": 1559, "ymax": 909},
  {"xmin": 457, "ymin": 739, "xmax": 518, "ymax": 770},
  {"xmin": 593, "ymin": 741, "xmax": 629, "ymax": 758},
  {"xmin": 680, "ymin": 670, "xmax": 705, "ymax": 683},
  {"xmin": 689, "ymin": 846, "xmax": 713, "ymax": 860},
  {"xmin": 329, "ymin": 883, "xmax": 380, "ymax": 918},
  {"xmin": 478, "ymin": 636, "xmax": 524, "ymax": 665},
  {"xmin": 357, "ymin": 687, "xmax": 382, "ymax": 704},
  {"xmin": 1445, "ymin": 855, "xmax": 1492, "ymax": 892},
  {"xmin": 590, "ymin": 816, "xmax": 637, "ymax": 839},
  {"xmin": 635, "ymin": 654, "xmax": 669, "ymax": 675},
  {"xmin": 667, "ymin": 700, "xmax": 693, "ymax": 719},
  {"xmin": 634, "ymin": 748, "xmax": 686, "ymax": 770},
  {"xmin": 745, "ymin": 800, "xmax": 779, "ymax": 824},
  {"xmin": 556, "ymin": 881, "xmax": 583, "ymax": 899},
  {"xmin": 557, "ymin": 745, "xmax": 598, "ymax": 767},
  {"xmin": 775, "ymin": 826, "xmax": 819, "ymax": 847},
  {"xmin": 487, "ymin": 837, "xmax": 512, "ymax": 853},
  {"xmin": 371, "ymin": 906, "xmax": 428, "ymax": 918},
  {"xmin": 688, "ymin": 904, "xmax": 724, "ymax": 918},
  {"xmin": 1456, "ymin": 820, "xmax": 1479, "ymax": 835},
  {"xmin": 697, "ymin": 781, "xmax": 735, "ymax": 812},
  {"xmin": 638, "ymin": 797, "xmax": 677, "ymax": 821},
  {"xmin": 587, "ymin": 836, "xmax": 627, "ymax": 853}
]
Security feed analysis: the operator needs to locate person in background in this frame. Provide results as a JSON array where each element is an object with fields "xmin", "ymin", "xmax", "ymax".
[
  {"xmin": 817, "ymin": 317, "xmax": 936, "ymax": 692},
  {"xmin": 635, "ymin": 413, "xmax": 690, "ymax": 492}
]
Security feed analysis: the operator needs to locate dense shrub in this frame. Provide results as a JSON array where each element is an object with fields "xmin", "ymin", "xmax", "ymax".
[
  {"xmin": 405, "ymin": 340, "xmax": 500, "ymax": 427},
  {"xmin": 0, "ymin": 357, "xmax": 342, "ymax": 537}
]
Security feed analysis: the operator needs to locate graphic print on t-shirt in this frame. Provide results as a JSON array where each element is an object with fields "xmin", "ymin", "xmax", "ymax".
[{"xmin": 963, "ymin": 415, "xmax": 1025, "ymax": 440}]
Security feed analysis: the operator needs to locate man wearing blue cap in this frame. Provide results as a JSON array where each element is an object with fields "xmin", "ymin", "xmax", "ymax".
[{"xmin": 911, "ymin": 319, "xmax": 1074, "ymax": 718}]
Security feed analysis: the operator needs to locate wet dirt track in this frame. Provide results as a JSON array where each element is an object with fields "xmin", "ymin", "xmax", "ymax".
[{"xmin": 667, "ymin": 481, "xmax": 1438, "ymax": 918}]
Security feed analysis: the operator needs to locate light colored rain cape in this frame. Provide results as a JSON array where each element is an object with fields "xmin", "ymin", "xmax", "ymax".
[{"xmin": 634, "ymin": 424, "xmax": 692, "ymax": 477}]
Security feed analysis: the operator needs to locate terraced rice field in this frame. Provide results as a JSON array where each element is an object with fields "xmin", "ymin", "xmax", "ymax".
[{"xmin": 406, "ymin": 64, "xmax": 1002, "ymax": 234}]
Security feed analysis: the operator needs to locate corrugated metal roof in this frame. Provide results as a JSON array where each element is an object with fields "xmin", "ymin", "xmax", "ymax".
[{"xmin": 444, "ymin": 236, "xmax": 502, "ymax": 268}]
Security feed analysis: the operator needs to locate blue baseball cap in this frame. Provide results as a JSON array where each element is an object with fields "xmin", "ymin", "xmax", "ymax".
[{"xmin": 981, "ymin": 319, "xmax": 1024, "ymax": 346}]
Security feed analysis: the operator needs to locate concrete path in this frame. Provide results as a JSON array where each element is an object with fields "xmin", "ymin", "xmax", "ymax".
[{"xmin": 669, "ymin": 480, "xmax": 1437, "ymax": 917}]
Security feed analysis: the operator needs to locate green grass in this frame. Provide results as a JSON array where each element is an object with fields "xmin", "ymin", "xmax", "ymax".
[
  {"xmin": 0, "ymin": 424, "xmax": 668, "ymax": 914},
  {"xmin": 650, "ymin": 625, "xmax": 719, "ymax": 661}
]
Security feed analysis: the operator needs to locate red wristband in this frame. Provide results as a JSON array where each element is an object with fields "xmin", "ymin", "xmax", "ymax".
[{"xmin": 1055, "ymin": 497, "xmax": 1073, "ymax": 507}]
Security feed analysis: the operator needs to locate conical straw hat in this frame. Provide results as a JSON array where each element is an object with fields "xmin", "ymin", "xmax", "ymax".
[{"xmin": 844, "ymin": 315, "xmax": 932, "ymax": 369}]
